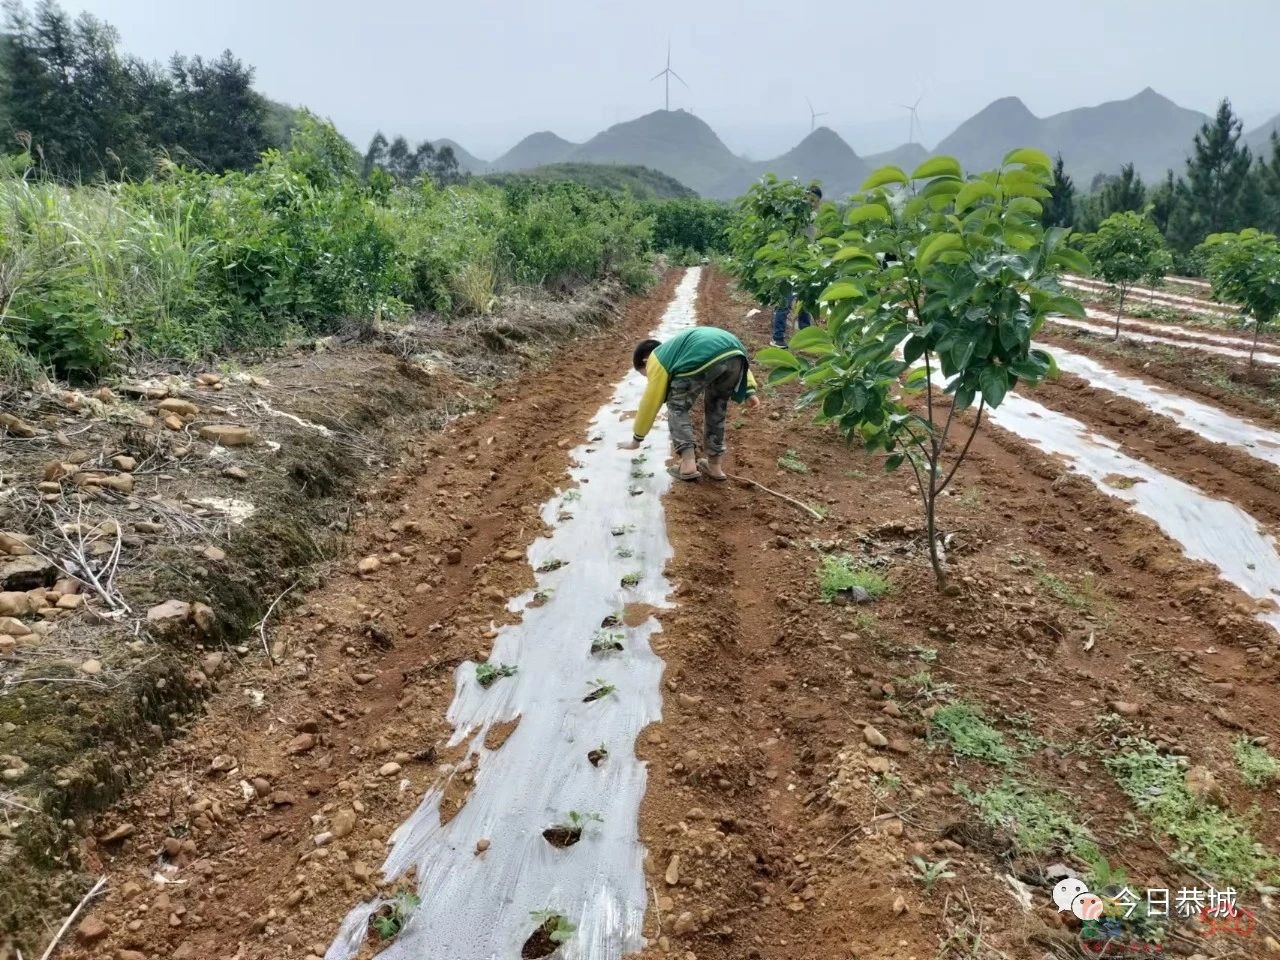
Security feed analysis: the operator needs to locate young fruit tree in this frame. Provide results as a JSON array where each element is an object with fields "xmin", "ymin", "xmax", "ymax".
[
  {"xmin": 755, "ymin": 149, "xmax": 1087, "ymax": 590},
  {"xmin": 1142, "ymin": 246, "xmax": 1174, "ymax": 306},
  {"xmin": 1082, "ymin": 211, "xmax": 1167, "ymax": 338},
  {"xmin": 727, "ymin": 174, "xmax": 832, "ymax": 312},
  {"xmin": 1196, "ymin": 228, "xmax": 1280, "ymax": 365}
]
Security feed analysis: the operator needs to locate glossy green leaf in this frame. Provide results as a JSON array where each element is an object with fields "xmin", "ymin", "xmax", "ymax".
[
  {"xmin": 954, "ymin": 180, "xmax": 997, "ymax": 213},
  {"xmin": 918, "ymin": 233, "xmax": 965, "ymax": 271},
  {"xmin": 910, "ymin": 156, "xmax": 963, "ymax": 181},
  {"xmin": 884, "ymin": 452, "xmax": 906, "ymax": 472},
  {"xmin": 1050, "ymin": 247, "xmax": 1091, "ymax": 274},
  {"xmin": 789, "ymin": 326, "xmax": 834, "ymax": 353},
  {"xmin": 819, "ymin": 281, "xmax": 863, "ymax": 301},
  {"xmin": 1002, "ymin": 147, "xmax": 1053, "ymax": 173},
  {"xmin": 848, "ymin": 203, "xmax": 891, "ymax": 224},
  {"xmin": 862, "ymin": 166, "xmax": 909, "ymax": 190},
  {"xmin": 756, "ymin": 346, "xmax": 802, "ymax": 369},
  {"xmin": 1043, "ymin": 294, "xmax": 1085, "ymax": 319},
  {"xmin": 979, "ymin": 365, "xmax": 1010, "ymax": 408}
]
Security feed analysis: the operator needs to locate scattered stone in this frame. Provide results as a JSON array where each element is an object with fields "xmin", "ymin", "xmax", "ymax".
[
  {"xmin": 353, "ymin": 673, "xmax": 376, "ymax": 685},
  {"xmin": 190, "ymin": 602, "xmax": 215, "ymax": 635},
  {"xmin": 100, "ymin": 822, "xmax": 135, "ymax": 844},
  {"xmin": 0, "ymin": 532, "xmax": 34, "ymax": 556},
  {"xmin": 0, "ymin": 413, "xmax": 37, "ymax": 438},
  {"xmin": 1109, "ymin": 701, "xmax": 1140, "ymax": 717},
  {"xmin": 445, "ymin": 548, "xmax": 463, "ymax": 565},
  {"xmin": 331, "ymin": 808, "xmax": 357, "ymax": 838},
  {"xmin": 0, "ymin": 592, "xmax": 33, "ymax": 617},
  {"xmin": 79, "ymin": 659, "xmax": 102, "ymax": 676},
  {"xmin": 202, "ymin": 546, "xmax": 226, "ymax": 562},
  {"xmin": 1185, "ymin": 766, "xmax": 1225, "ymax": 806},
  {"xmin": 76, "ymin": 916, "xmax": 109, "ymax": 944},
  {"xmin": 867, "ymin": 755, "xmax": 891, "ymax": 774},
  {"xmin": 197, "ymin": 373, "xmax": 222, "ymax": 386},
  {"xmin": 475, "ymin": 838, "xmax": 491, "ymax": 855},
  {"xmin": 210, "ymin": 754, "xmax": 237, "ymax": 773},
  {"xmin": 148, "ymin": 599, "xmax": 192, "ymax": 623},
  {"xmin": 117, "ymin": 950, "xmax": 148, "ymax": 960},
  {"xmin": 357, "ymin": 556, "xmax": 381, "ymax": 575},
  {"xmin": 158, "ymin": 398, "xmax": 199, "ymax": 417},
  {"xmin": 163, "ymin": 414, "xmax": 185, "ymax": 431},
  {"xmin": 286, "ymin": 733, "xmax": 317, "ymax": 755},
  {"xmin": 0, "ymin": 617, "xmax": 31, "ymax": 637},
  {"xmin": 863, "ymin": 726, "xmax": 888, "ymax": 748},
  {"xmin": 223, "ymin": 466, "xmax": 249, "ymax": 481},
  {"xmin": 199, "ymin": 424, "xmax": 256, "ymax": 447},
  {"xmin": 111, "ymin": 455, "xmax": 138, "ymax": 472},
  {"xmin": 892, "ymin": 895, "xmax": 908, "ymax": 915},
  {"xmin": 665, "ymin": 854, "xmax": 681, "ymax": 886},
  {"xmin": 56, "ymin": 593, "xmax": 85, "ymax": 610},
  {"xmin": 379, "ymin": 761, "xmax": 402, "ymax": 777},
  {"xmin": 252, "ymin": 778, "xmax": 272, "ymax": 797},
  {"xmin": 268, "ymin": 790, "xmax": 296, "ymax": 807},
  {"xmin": 0, "ymin": 554, "xmax": 55, "ymax": 590},
  {"xmin": 501, "ymin": 550, "xmax": 523, "ymax": 562}
]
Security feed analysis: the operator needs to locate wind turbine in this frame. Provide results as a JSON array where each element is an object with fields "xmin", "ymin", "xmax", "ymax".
[
  {"xmin": 900, "ymin": 94, "xmax": 924, "ymax": 145},
  {"xmin": 806, "ymin": 96, "xmax": 829, "ymax": 133},
  {"xmin": 651, "ymin": 41, "xmax": 688, "ymax": 111}
]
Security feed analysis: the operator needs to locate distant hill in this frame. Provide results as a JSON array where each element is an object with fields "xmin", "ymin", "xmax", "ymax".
[
  {"xmin": 1244, "ymin": 113, "xmax": 1280, "ymax": 158},
  {"xmin": 433, "ymin": 138, "xmax": 490, "ymax": 174},
  {"xmin": 743, "ymin": 127, "xmax": 868, "ymax": 201},
  {"xmin": 570, "ymin": 109, "xmax": 750, "ymax": 197},
  {"xmin": 481, "ymin": 162, "xmax": 696, "ymax": 199},
  {"xmin": 937, "ymin": 88, "xmax": 1207, "ymax": 183},
  {"xmin": 491, "ymin": 131, "xmax": 578, "ymax": 172},
  {"xmin": 428, "ymin": 88, "xmax": 1237, "ymax": 201},
  {"xmin": 864, "ymin": 142, "xmax": 930, "ymax": 175}
]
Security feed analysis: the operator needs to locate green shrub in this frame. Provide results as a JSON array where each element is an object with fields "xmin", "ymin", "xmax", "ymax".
[{"xmin": 0, "ymin": 118, "xmax": 661, "ymax": 379}]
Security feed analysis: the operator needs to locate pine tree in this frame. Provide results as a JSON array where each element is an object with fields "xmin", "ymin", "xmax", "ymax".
[
  {"xmin": 1172, "ymin": 98, "xmax": 1252, "ymax": 249},
  {"xmin": 1044, "ymin": 154, "xmax": 1076, "ymax": 228}
]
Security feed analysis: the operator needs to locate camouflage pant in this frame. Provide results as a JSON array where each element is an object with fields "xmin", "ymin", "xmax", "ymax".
[{"xmin": 666, "ymin": 355, "xmax": 745, "ymax": 457}]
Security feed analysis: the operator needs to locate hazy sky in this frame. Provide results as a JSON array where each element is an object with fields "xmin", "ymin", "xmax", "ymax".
[{"xmin": 70, "ymin": 0, "xmax": 1280, "ymax": 159}]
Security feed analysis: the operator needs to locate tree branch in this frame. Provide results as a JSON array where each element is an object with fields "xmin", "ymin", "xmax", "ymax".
[{"xmin": 936, "ymin": 398, "xmax": 986, "ymax": 496}]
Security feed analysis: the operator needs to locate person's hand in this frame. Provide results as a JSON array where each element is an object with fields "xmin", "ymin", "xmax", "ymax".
[
  {"xmin": 746, "ymin": 394, "xmax": 761, "ymax": 410},
  {"xmin": 618, "ymin": 438, "xmax": 641, "ymax": 451}
]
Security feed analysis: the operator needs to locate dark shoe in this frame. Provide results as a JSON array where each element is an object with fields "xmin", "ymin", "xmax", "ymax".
[
  {"xmin": 666, "ymin": 465, "xmax": 700, "ymax": 482},
  {"xmin": 696, "ymin": 458, "xmax": 728, "ymax": 482}
]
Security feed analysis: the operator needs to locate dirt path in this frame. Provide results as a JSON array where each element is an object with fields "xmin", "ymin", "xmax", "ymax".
[{"xmin": 44, "ymin": 268, "xmax": 1280, "ymax": 960}]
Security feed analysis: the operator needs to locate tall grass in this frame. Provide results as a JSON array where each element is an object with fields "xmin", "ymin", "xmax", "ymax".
[{"xmin": 0, "ymin": 117, "xmax": 661, "ymax": 382}]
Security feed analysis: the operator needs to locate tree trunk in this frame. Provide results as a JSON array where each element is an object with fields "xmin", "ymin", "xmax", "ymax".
[
  {"xmin": 1114, "ymin": 287, "xmax": 1127, "ymax": 340},
  {"xmin": 1251, "ymin": 320, "xmax": 1260, "ymax": 367},
  {"xmin": 925, "ymin": 488, "xmax": 946, "ymax": 590}
]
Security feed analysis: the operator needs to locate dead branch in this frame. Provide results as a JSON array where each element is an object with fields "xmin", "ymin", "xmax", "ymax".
[
  {"xmin": 725, "ymin": 472, "xmax": 825, "ymax": 521},
  {"xmin": 38, "ymin": 875, "xmax": 106, "ymax": 960},
  {"xmin": 254, "ymin": 578, "xmax": 301, "ymax": 667}
]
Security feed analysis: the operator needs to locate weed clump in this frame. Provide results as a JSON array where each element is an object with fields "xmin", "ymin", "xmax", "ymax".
[
  {"xmin": 818, "ymin": 554, "xmax": 889, "ymax": 603},
  {"xmin": 956, "ymin": 778, "xmax": 1098, "ymax": 859},
  {"xmin": 1234, "ymin": 737, "xmax": 1280, "ymax": 787},
  {"xmin": 929, "ymin": 703, "xmax": 1016, "ymax": 766},
  {"xmin": 1105, "ymin": 739, "xmax": 1280, "ymax": 884}
]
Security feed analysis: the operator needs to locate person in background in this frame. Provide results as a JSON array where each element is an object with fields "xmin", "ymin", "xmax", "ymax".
[
  {"xmin": 620, "ymin": 327, "xmax": 760, "ymax": 482},
  {"xmin": 770, "ymin": 184, "xmax": 823, "ymax": 348}
]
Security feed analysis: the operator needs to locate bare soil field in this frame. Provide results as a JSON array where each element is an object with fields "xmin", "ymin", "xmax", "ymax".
[{"xmin": 11, "ymin": 268, "xmax": 1280, "ymax": 960}]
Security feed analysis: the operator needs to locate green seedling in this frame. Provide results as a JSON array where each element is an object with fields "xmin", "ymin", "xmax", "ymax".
[
  {"xmin": 611, "ymin": 524, "xmax": 635, "ymax": 536},
  {"xmin": 777, "ymin": 450, "xmax": 808, "ymax": 473},
  {"xmin": 630, "ymin": 453, "xmax": 648, "ymax": 464},
  {"xmin": 584, "ymin": 679, "xmax": 616, "ymax": 702},
  {"xmin": 531, "ymin": 589, "xmax": 553, "ymax": 607},
  {"xmin": 1234, "ymin": 737, "xmax": 1280, "ymax": 787},
  {"xmin": 526, "ymin": 910, "xmax": 577, "ymax": 954},
  {"xmin": 591, "ymin": 631, "xmax": 624, "ymax": 654},
  {"xmin": 543, "ymin": 810, "xmax": 603, "ymax": 848},
  {"xmin": 588, "ymin": 743, "xmax": 609, "ymax": 766},
  {"xmin": 628, "ymin": 485, "xmax": 644, "ymax": 496},
  {"xmin": 910, "ymin": 856, "xmax": 955, "ymax": 895},
  {"xmin": 563, "ymin": 490, "xmax": 582, "ymax": 503},
  {"xmin": 600, "ymin": 611, "xmax": 622, "ymax": 627},
  {"xmin": 620, "ymin": 572, "xmax": 641, "ymax": 588},
  {"xmin": 616, "ymin": 547, "xmax": 635, "ymax": 559},
  {"xmin": 476, "ymin": 662, "xmax": 517, "ymax": 688},
  {"xmin": 536, "ymin": 558, "xmax": 567, "ymax": 573},
  {"xmin": 818, "ymin": 554, "xmax": 889, "ymax": 602},
  {"xmin": 370, "ymin": 890, "xmax": 421, "ymax": 940}
]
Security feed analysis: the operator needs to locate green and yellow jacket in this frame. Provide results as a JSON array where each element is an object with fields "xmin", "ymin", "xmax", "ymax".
[{"xmin": 633, "ymin": 326, "xmax": 758, "ymax": 441}]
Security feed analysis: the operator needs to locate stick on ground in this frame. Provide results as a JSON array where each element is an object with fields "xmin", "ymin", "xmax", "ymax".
[
  {"xmin": 726, "ymin": 472, "xmax": 825, "ymax": 521},
  {"xmin": 38, "ymin": 875, "xmax": 106, "ymax": 960}
]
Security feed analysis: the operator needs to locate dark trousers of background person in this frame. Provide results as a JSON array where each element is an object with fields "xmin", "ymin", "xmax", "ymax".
[{"xmin": 772, "ymin": 293, "xmax": 811, "ymax": 344}]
